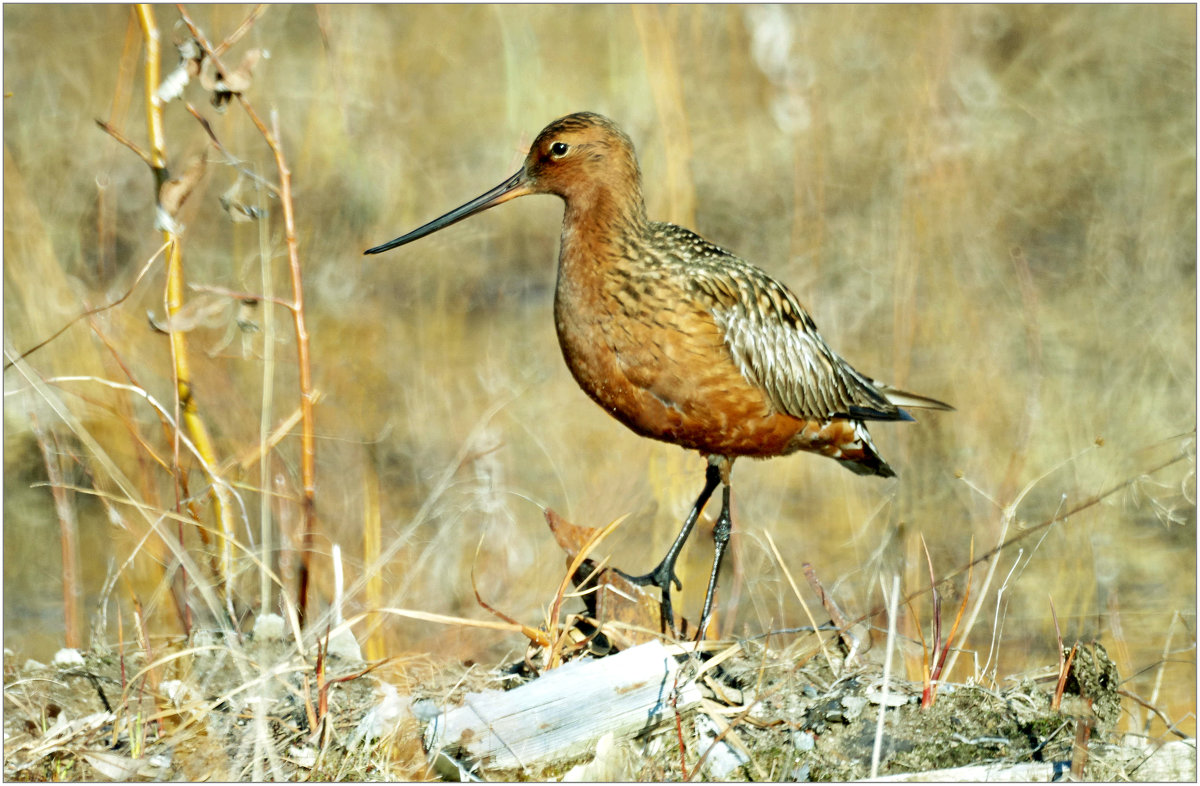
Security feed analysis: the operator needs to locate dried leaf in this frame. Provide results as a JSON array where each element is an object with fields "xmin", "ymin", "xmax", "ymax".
[
  {"xmin": 545, "ymin": 508, "xmax": 668, "ymax": 647},
  {"xmin": 546, "ymin": 505, "xmax": 603, "ymax": 554},
  {"xmin": 159, "ymin": 153, "xmax": 207, "ymax": 217},
  {"xmin": 200, "ymin": 48, "xmax": 262, "ymax": 109},
  {"xmin": 219, "ymin": 175, "xmax": 265, "ymax": 223},
  {"xmin": 147, "ymin": 295, "xmax": 230, "ymax": 335},
  {"xmin": 223, "ymin": 48, "xmax": 262, "ymax": 93}
]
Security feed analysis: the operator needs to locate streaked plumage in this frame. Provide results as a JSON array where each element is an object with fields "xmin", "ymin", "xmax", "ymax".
[{"xmin": 366, "ymin": 112, "xmax": 951, "ymax": 638}]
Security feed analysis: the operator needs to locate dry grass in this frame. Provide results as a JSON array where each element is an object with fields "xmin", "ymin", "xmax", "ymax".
[{"xmin": 3, "ymin": 4, "xmax": 1195, "ymax": 773}]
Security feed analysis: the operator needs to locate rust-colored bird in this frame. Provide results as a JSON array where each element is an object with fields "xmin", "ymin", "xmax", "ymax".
[{"xmin": 366, "ymin": 112, "xmax": 951, "ymax": 639}]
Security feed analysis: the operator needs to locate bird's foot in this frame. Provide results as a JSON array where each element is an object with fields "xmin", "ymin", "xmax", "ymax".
[
  {"xmin": 616, "ymin": 561, "xmax": 681, "ymax": 635},
  {"xmin": 616, "ymin": 560, "xmax": 680, "ymax": 591}
]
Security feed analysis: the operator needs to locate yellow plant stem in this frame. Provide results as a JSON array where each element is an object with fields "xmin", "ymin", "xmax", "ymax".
[
  {"xmin": 363, "ymin": 451, "xmax": 384, "ymax": 661},
  {"xmin": 164, "ymin": 238, "xmax": 234, "ymax": 593},
  {"xmin": 138, "ymin": 4, "xmax": 235, "ymax": 604},
  {"xmin": 177, "ymin": 5, "xmax": 320, "ymax": 623},
  {"xmin": 135, "ymin": 5, "xmax": 164, "ymax": 169}
]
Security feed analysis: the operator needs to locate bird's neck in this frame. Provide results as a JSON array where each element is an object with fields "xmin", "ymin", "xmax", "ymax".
[{"xmin": 558, "ymin": 182, "xmax": 649, "ymax": 276}]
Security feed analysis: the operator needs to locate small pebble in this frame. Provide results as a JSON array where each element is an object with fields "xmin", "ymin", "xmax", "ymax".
[
  {"xmin": 288, "ymin": 745, "xmax": 317, "ymax": 768},
  {"xmin": 841, "ymin": 695, "xmax": 868, "ymax": 720},
  {"xmin": 252, "ymin": 613, "xmax": 286, "ymax": 641},
  {"xmin": 792, "ymin": 729, "xmax": 816, "ymax": 752},
  {"xmin": 52, "ymin": 648, "xmax": 85, "ymax": 668},
  {"xmin": 866, "ymin": 686, "xmax": 912, "ymax": 707},
  {"xmin": 326, "ymin": 628, "xmax": 363, "ymax": 663}
]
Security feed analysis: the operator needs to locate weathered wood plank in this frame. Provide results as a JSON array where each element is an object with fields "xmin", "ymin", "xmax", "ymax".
[{"xmin": 425, "ymin": 641, "xmax": 701, "ymax": 775}]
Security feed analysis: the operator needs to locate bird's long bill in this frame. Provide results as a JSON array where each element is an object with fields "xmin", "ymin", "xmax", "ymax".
[{"xmin": 364, "ymin": 170, "xmax": 531, "ymax": 255}]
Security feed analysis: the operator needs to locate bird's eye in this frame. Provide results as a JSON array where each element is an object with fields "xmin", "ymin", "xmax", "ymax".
[{"xmin": 550, "ymin": 141, "xmax": 570, "ymax": 158}]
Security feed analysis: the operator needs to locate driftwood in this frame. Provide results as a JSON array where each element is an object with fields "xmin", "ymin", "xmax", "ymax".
[{"xmin": 424, "ymin": 641, "xmax": 719, "ymax": 777}]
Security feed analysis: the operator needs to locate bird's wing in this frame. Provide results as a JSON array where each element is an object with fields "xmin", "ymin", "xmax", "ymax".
[
  {"xmin": 682, "ymin": 251, "xmax": 905, "ymax": 422},
  {"xmin": 646, "ymin": 222, "xmax": 928, "ymax": 422},
  {"xmin": 710, "ymin": 289, "xmax": 903, "ymax": 421}
]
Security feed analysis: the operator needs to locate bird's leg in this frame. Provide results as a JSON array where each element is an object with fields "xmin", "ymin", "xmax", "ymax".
[
  {"xmin": 618, "ymin": 461, "xmax": 721, "ymax": 634},
  {"xmin": 695, "ymin": 479, "xmax": 733, "ymax": 641}
]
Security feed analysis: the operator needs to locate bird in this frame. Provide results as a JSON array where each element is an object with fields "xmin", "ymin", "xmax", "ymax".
[{"xmin": 366, "ymin": 112, "xmax": 951, "ymax": 640}]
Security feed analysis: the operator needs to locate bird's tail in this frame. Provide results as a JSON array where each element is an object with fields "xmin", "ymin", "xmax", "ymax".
[
  {"xmin": 839, "ymin": 444, "xmax": 897, "ymax": 478},
  {"xmin": 874, "ymin": 383, "xmax": 954, "ymax": 414},
  {"xmin": 833, "ymin": 420, "xmax": 897, "ymax": 478}
]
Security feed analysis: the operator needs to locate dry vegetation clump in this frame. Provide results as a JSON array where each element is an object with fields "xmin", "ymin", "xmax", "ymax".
[
  {"xmin": 0, "ymin": 619, "xmax": 1166, "ymax": 782},
  {"xmin": 5, "ymin": 626, "xmax": 1186, "ymax": 781},
  {"xmin": 2, "ymin": 4, "xmax": 1195, "ymax": 781},
  {"xmin": 3, "ymin": 619, "xmax": 429, "ymax": 781},
  {"xmin": 707, "ymin": 638, "xmax": 1126, "ymax": 781}
]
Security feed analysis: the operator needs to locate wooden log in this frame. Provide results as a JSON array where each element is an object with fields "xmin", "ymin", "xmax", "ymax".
[{"xmin": 425, "ymin": 641, "xmax": 702, "ymax": 776}]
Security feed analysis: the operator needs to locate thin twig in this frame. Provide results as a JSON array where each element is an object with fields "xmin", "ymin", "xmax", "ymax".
[
  {"xmin": 1119, "ymin": 688, "xmax": 1193, "ymax": 740},
  {"xmin": 1069, "ymin": 702, "xmax": 1093, "ymax": 779},
  {"xmin": 178, "ymin": 3, "xmax": 318, "ymax": 624},
  {"xmin": 212, "ymin": 4, "xmax": 267, "ymax": 56},
  {"xmin": 1145, "ymin": 611, "xmax": 1181, "ymax": 734},
  {"xmin": 547, "ymin": 514, "xmax": 630, "ymax": 669},
  {"xmin": 94, "ymin": 119, "xmax": 154, "ymax": 168},
  {"xmin": 981, "ymin": 551, "xmax": 1022, "ymax": 686},
  {"xmin": 31, "ymin": 413, "xmax": 82, "ymax": 648},
  {"xmin": 802, "ymin": 562, "xmax": 857, "ymax": 662},
  {"xmin": 943, "ymin": 444, "xmax": 1099, "ymax": 683},
  {"xmin": 1050, "ymin": 596, "xmax": 1065, "ymax": 702},
  {"xmin": 470, "ymin": 542, "xmax": 550, "ymax": 649},
  {"xmin": 846, "ymin": 449, "xmax": 1190, "ymax": 641},
  {"xmin": 188, "ymin": 282, "xmax": 293, "ymax": 309},
  {"xmin": 919, "ymin": 535, "xmax": 940, "ymax": 709},
  {"xmin": 672, "ymin": 689, "xmax": 689, "ymax": 780},
  {"xmin": 10, "ymin": 359, "xmax": 234, "ymax": 639},
  {"xmin": 870, "ymin": 574, "xmax": 901, "ymax": 778},
  {"xmin": 184, "ymin": 102, "xmax": 280, "ymax": 194},
  {"xmin": 764, "ymin": 534, "xmax": 836, "ymax": 674},
  {"xmin": 1053, "ymin": 643, "xmax": 1079, "ymax": 712},
  {"xmin": 928, "ymin": 537, "xmax": 973, "ymax": 706},
  {"xmin": 4, "ymin": 242, "xmax": 168, "ymax": 371}
]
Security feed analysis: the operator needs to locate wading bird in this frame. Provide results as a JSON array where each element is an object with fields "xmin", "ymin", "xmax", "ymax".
[{"xmin": 366, "ymin": 112, "xmax": 951, "ymax": 639}]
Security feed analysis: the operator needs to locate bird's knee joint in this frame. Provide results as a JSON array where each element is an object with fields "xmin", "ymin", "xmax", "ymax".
[{"xmin": 713, "ymin": 513, "xmax": 732, "ymax": 544}]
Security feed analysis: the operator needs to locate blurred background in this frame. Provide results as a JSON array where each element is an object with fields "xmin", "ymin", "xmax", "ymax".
[{"xmin": 4, "ymin": 5, "xmax": 1194, "ymax": 736}]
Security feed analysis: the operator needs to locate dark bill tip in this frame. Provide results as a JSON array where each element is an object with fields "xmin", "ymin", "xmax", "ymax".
[{"xmin": 364, "ymin": 170, "xmax": 530, "ymax": 255}]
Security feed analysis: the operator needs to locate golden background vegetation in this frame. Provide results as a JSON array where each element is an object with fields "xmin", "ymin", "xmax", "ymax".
[{"xmin": 4, "ymin": 4, "xmax": 1194, "ymax": 737}]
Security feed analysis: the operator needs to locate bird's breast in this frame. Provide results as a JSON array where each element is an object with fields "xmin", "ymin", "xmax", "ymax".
[{"xmin": 552, "ymin": 259, "xmax": 815, "ymax": 457}]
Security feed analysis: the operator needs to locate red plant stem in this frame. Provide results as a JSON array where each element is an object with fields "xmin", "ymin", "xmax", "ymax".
[
  {"xmin": 672, "ymin": 690, "xmax": 689, "ymax": 780},
  {"xmin": 31, "ymin": 414, "xmax": 82, "ymax": 649},
  {"xmin": 177, "ymin": 4, "xmax": 317, "ymax": 624},
  {"xmin": 848, "ymin": 450, "xmax": 1188, "ymax": 637}
]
